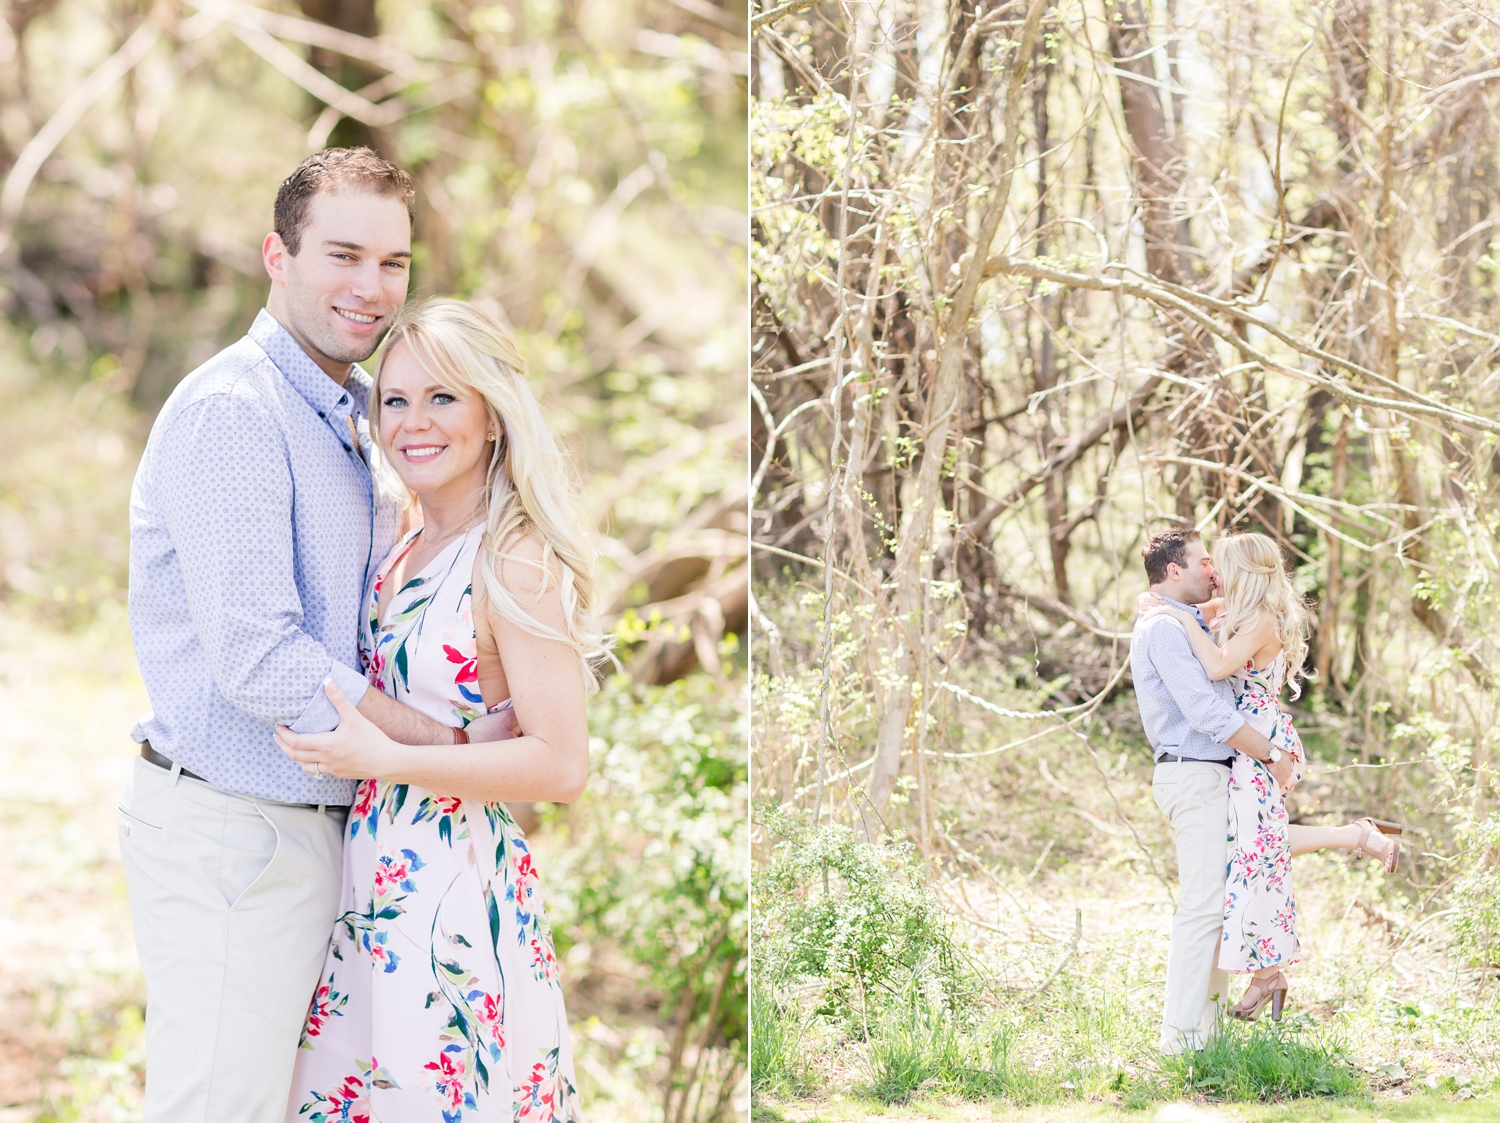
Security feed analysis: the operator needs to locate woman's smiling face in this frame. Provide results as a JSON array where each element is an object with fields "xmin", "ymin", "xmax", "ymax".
[{"xmin": 377, "ymin": 340, "xmax": 496, "ymax": 502}]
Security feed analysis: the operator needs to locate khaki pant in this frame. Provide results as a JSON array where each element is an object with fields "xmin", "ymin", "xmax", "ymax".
[
  {"xmin": 1152, "ymin": 760, "xmax": 1231, "ymax": 1053},
  {"xmin": 117, "ymin": 755, "xmax": 347, "ymax": 1123}
]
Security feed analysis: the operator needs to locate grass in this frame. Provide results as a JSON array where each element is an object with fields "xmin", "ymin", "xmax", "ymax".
[
  {"xmin": 750, "ymin": 829, "xmax": 1500, "ymax": 1118},
  {"xmin": 753, "ymin": 981, "xmax": 815, "ymax": 1097},
  {"xmin": 751, "ymin": 1092, "xmax": 1498, "ymax": 1122},
  {"xmin": 1157, "ymin": 1020, "xmax": 1366, "ymax": 1102},
  {"xmin": 756, "ymin": 990, "xmax": 1386, "ymax": 1112}
]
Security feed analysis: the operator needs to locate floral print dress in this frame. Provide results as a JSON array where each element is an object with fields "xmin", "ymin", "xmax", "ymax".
[
  {"xmin": 1219, "ymin": 651, "xmax": 1306, "ymax": 974},
  {"xmin": 287, "ymin": 525, "xmax": 580, "ymax": 1123}
]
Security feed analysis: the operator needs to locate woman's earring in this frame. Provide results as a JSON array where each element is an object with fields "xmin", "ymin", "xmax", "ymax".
[{"xmin": 487, "ymin": 433, "xmax": 497, "ymax": 442}]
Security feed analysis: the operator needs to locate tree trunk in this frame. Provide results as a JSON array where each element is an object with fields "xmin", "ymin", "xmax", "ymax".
[
  {"xmin": 862, "ymin": 0, "xmax": 1050, "ymax": 830},
  {"xmin": 297, "ymin": 0, "xmax": 381, "ymax": 150}
]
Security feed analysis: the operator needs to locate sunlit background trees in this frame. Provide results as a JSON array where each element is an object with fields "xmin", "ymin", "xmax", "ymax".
[{"xmin": 753, "ymin": 0, "xmax": 1500, "ymax": 1106}]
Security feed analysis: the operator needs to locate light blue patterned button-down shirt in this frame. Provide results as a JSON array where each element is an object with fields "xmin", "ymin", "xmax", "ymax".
[
  {"xmin": 129, "ymin": 310, "xmax": 399, "ymax": 803},
  {"xmin": 1130, "ymin": 596, "xmax": 1245, "ymax": 763}
]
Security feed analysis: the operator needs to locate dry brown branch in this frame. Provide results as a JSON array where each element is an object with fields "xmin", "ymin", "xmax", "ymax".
[{"xmin": 983, "ymin": 254, "xmax": 1500, "ymax": 436}]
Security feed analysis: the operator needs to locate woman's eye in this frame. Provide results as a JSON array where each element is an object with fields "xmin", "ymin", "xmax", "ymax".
[
  {"xmin": 383, "ymin": 396, "xmax": 407, "ymax": 408},
  {"xmin": 432, "ymin": 393, "xmax": 457, "ymax": 405}
]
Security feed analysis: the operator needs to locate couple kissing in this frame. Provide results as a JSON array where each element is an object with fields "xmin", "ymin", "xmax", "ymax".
[{"xmin": 1131, "ymin": 528, "xmax": 1402, "ymax": 1053}]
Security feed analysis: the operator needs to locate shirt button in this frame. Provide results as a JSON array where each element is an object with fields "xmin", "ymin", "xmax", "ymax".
[
  {"xmin": 343, "ymin": 443, "xmax": 353, "ymax": 452},
  {"xmin": 339, "ymin": 395, "xmax": 348, "ymax": 405},
  {"xmin": 318, "ymin": 411, "xmax": 326, "ymax": 419}
]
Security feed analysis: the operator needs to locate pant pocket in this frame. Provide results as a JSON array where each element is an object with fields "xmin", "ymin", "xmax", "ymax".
[
  {"xmin": 116, "ymin": 805, "xmax": 164, "ymax": 839},
  {"xmin": 221, "ymin": 803, "xmax": 284, "ymax": 910}
]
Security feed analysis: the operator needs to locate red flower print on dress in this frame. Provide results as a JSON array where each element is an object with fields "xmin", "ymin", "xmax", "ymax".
[
  {"xmin": 423, "ymin": 1045, "xmax": 478, "ymax": 1122},
  {"xmin": 513, "ymin": 850, "xmax": 539, "ymax": 903},
  {"xmin": 529, "ymin": 936, "xmax": 559, "ymax": 980},
  {"xmin": 515, "ymin": 1049, "xmax": 578, "ymax": 1123},
  {"xmin": 444, "ymin": 644, "xmax": 479, "ymax": 684},
  {"xmin": 413, "ymin": 793, "xmax": 468, "ymax": 847},
  {"xmin": 296, "ymin": 1073, "xmax": 369, "ymax": 1123},
  {"xmin": 374, "ymin": 848, "xmax": 425, "ymax": 894},
  {"xmin": 300, "ymin": 975, "xmax": 348, "ymax": 1047},
  {"xmin": 349, "ymin": 780, "xmax": 380, "ymax": 841},
  {"xmin": 471, "ymin": 991, "xmax": 507, "ymax": 1051}
]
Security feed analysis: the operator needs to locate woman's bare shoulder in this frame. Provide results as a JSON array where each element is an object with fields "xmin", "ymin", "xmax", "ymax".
[
  {"xmin": 474, "ymin": 531, "xmax": 568, "ymax": 632},
  {"xmin": 493, "ymin": 531, "xmax": 559, "ymax": 595}
]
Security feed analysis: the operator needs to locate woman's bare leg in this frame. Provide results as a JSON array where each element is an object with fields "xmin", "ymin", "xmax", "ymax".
[{"xmin": 1288, "ymin": 822, "xmax": 1395, "ymax": 859}]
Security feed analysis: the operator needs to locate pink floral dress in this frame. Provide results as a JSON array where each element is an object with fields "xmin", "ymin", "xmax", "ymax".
[
  {"xmin": 286, "ymin": 525, "xmax": 580, "ymax": 1123},
  {"xmin": 1219, "ymin": 651, "xmax": 1305, "ymax": 974}
]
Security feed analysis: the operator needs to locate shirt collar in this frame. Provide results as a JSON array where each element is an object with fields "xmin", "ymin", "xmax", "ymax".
[
  {"xmin": 1156, "ymin": 594, "xmax": 1213, "ymax": 635},
  {"xmin": 249, "ymin": 309, "xmax": 368, "ymax": 421}
]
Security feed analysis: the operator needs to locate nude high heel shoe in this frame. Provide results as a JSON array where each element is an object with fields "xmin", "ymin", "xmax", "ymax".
[
  {"xmin": 1230, "ymin": 971, "xmax": 1289, "ymax": 1022},
  {"xmin": 1353, "ymin": 817, "xmax": 1400, "ymax": 874}
]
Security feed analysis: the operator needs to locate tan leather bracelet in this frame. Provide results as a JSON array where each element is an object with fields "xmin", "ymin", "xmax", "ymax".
[{"xmin": 454, "ymin": 725, "xmax": 469, "ymax": 744}]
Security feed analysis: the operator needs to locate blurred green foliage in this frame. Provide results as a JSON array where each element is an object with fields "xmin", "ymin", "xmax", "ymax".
[{"xmin": 547, "ymin": 673, "xmax": 748, "ymax": 1121}]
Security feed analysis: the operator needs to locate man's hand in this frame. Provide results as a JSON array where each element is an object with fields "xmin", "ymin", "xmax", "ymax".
[
  {"xmin": 277, "ymin": 679, "xmax": 398, "ymax": 779},
  {"xmin": 1225, "ymin": 723, "xmax": 1298, "ymax": 792},
  {"xmin": 464, "ymin": 706, "xmax": 520, "ymax": 744}
]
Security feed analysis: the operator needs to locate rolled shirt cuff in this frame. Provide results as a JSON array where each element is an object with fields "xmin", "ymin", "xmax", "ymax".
[
  {"xmin": 1213, "ymin": 712, "xmax": 1246, "ymax": 746},
  {"xmin": 289, "ymin": 660, "xmax": 371, "ymax": 733}
]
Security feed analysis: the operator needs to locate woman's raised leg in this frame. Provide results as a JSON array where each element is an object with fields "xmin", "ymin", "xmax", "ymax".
[{"xmin": 1288, "ymin": 821, "xmax": 1397, "ymax": 865}]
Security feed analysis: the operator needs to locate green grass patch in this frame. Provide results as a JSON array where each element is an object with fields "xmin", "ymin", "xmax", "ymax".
[
  {"xmin": 861, "ymin": 999, "xmax": 1077, "ymax": 1105},
  {"xmin": 752, "ymin": 981, "xmax": 814, "ymax": 1096},
  {"xmin": 753, "ymin": 1089, "xmax": 1496, "ymax": 1122},
  {"xmin": 1157, "ymin": 1017, "xmax": 1366, "ymax": 1102}
]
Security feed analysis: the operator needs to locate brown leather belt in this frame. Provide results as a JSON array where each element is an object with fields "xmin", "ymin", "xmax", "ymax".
[
  {"xmin": 138, "ymin": 741, "xmax": 345, "ymax": 811},
  {"xmin": 1157, "ymin": 753, "xmax": 1232, "ymax": 768},
  {"xmin": 140, "ymin": 741, "xmax": 208, "ymax": 782}
]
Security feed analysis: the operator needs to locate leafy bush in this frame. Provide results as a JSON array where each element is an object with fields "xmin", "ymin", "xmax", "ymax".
[
  {"xmin": 545, "ymin": 673, "xmax": 747, "ymax": 1121},
  {"xmin": 1452, "ymin": 812, "xmax": 1500, "ymax": 968},
  {"xmin": 752, "ymin": 809, "xmax": 968, "ymax": 1030}
]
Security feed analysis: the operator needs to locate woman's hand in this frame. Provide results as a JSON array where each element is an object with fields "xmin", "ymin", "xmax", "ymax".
[
  {"xmin": 1135, "ymin": 591, "xmax": 1164, "ymax": 616},
  {"xmin": 276, "ymin": 679, "xmax": 400, "ymax": 780},
  {"xmin": 1142, "ymin": 603, "xmax": 1199, "ymax": 629}
]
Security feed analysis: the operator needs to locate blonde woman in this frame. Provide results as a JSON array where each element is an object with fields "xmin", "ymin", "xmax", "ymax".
[
  {"xmin": 274, "ymin": 299, "xmax": 604, "ymax": 1122},
  {"xmin": 1145, "ymin": 532, "xmax": 1400, "ymax": 1023}
]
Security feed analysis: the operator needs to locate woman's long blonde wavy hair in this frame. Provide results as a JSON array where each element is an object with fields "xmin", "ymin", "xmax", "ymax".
[
  {"xmin": 371, "ymin": 298, "xmax": 610, "ymax": 694},
  {"xmin": 1212, "ymin": 532, "xmax": 1311, "ymax": 698}
]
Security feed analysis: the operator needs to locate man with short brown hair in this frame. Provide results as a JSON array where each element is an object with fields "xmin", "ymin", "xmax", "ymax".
[
  {"xmin": 119, "ymin": 148, "xmax": 501, "ymax": 1122},
  {"xmin": 1130, "ymin": 528, "xmax": 1293, "ymax": 1054}
]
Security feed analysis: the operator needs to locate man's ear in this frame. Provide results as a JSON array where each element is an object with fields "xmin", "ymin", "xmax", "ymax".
[{"xmin": 263, "ymin": 232, "xmax": 289, "ymax": 285}]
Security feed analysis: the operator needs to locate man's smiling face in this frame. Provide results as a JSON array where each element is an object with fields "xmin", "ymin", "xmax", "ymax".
[{"xmin": 264, "ymin": 189, "xmax": 412, "ymax": 379}]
